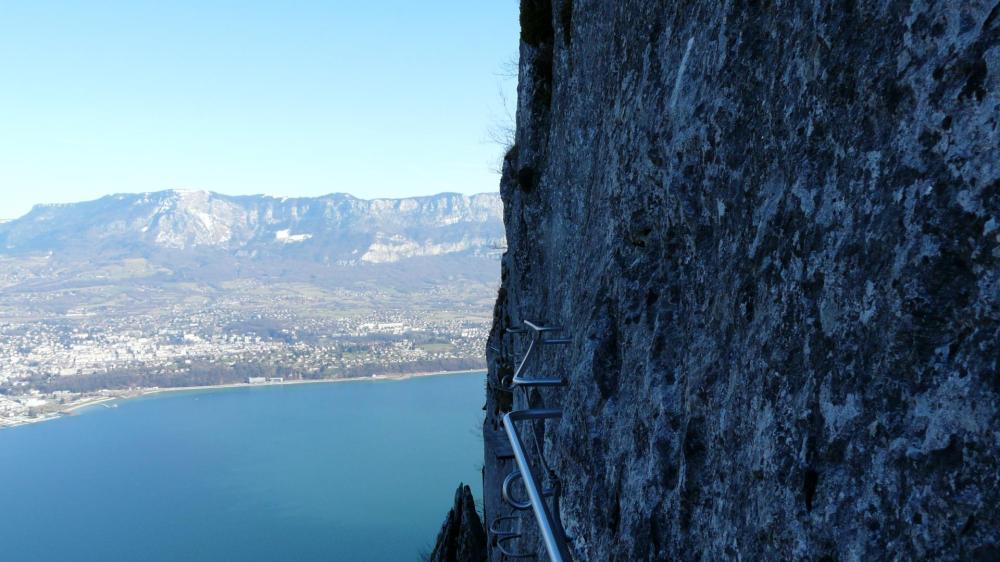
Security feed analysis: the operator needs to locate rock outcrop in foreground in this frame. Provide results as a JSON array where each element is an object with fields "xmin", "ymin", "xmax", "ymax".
[
  {"xmin": 428, "ymin": 484, "xmax": 487, "ymax": 562},
  {"xmin": 479, "ymin": 1, "xmax": 999, "ymax": 560}
]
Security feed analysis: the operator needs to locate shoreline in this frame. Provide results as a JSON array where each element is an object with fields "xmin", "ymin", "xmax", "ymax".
[
  {"xmin": 0, "ymin": 368, "xmax": 484, "ymax": 431},
  {"xmin": 139, "ymin": 367, "xmax": 481, "ymax": 398}
]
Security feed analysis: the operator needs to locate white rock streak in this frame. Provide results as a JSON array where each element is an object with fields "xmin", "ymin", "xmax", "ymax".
[{"xmin": 669, "ymin": 37, "xmax": 695, "ymax": 112}]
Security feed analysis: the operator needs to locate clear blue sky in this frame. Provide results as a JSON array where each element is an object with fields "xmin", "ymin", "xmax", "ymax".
[{"xmin": 0, "ymin": 1, "xmax": 519, "ymax": 219}]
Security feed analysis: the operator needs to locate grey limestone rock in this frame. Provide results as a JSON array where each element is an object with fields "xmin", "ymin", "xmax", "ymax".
[
  {"xmin": 482, "ymin": 1, "xmax": 1000, "ymax": 560},
  {"xmin": 429, "ymin": 483, "xmax": 487, "ymax": 562}
]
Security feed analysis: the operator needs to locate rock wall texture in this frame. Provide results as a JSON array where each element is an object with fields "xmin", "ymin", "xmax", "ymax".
[
  {"xmin": 482, "ymin": 1, "xmax": 1000, "ymax": 560},
  {"xmin": 428, "ymin": 484, "xmax": 487, "ymax": 562}
]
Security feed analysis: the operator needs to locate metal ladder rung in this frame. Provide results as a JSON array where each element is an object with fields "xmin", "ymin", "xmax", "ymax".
[
  {"xmin": 496, "ymin": 318, "xmax": 572, "ymax": 561},
  {"xmin": 512, "ymin": 376, "xmax": 566, "ymax": 387},
  {"xmin": 523, "ymin": 320, "xmax": 563, "ymax": 332},
  {"xmin": 490, "ymin": 515, "xmax": 521, "ymax": 537},
  {"xmin": 504, "ymin": 469, "xmax": 556, "ymax": 510},
  {"xmin": 491, "ymin": 516, "xmax": 536, "ymax": 559},
  {"xmin": 503, "ymin": 408, "xmax": 571, "ymax": 561},
  {"xmin": 507, "ymin": 407, "xmax": 562, "ymax": 421}
]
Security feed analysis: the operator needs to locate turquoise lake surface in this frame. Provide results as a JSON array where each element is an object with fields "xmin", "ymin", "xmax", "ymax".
[{"xmin": 0, "ymin": 372, "xmax": 485, "ymax": 561}]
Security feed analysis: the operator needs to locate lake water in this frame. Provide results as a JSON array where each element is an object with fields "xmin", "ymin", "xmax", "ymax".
[{"xmin": 0, "ymin": 372, "xmax": 485, "ymax": 561}]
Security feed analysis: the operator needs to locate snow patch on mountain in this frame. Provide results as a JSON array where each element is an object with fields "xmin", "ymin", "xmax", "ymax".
[{"xmin": 275, "ymin": 229, "xmax": 312, "ymax": 244}]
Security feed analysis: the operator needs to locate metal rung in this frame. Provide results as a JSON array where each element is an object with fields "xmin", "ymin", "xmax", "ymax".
[
  {"xmin": 490, "ymin": 515, "xmax": 521, "ymax": 537},
  {"xmin": 503, "ymin": 470, "xmax": 556, "ymax": 510},
  {"xmin": 491, "ymin": 516, "xmax": 536, "ymax": 559},
  {"xmin": 508, "ymin": 408, "xmax": 562, "ymax": 421},
  {"xmin": 511, "ymin": 324, "xmax": 570, "ymax": 386},
  {"xmin": 512, "ymin": 376, "xmax": 566, "ymax": 387},
  {"xmin": 542, "ymin": 338, "xmax": 571, "ymax": 345},
  {"xmin": 503, "ymin": 408, "xmax": 572, "ymax": 561},
  {"xmin": 523, "ymin": 320, "xmax": 563, "ymax": 332},
  {"xmin": 514, "ymin": 338, "xmax": 569, "ymax": 387},
  {"xmin": 496, "ymin": 317, "xmax": 572, "ymax": 561}
]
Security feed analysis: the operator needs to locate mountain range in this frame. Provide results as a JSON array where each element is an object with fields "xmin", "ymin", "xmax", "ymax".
[
  {"xmin": 0, "ymin": 190, "xmax": 502, "ymax": 264},
  {"xmin": 0, "ymin": 190, "xmax": 504, "ymax": 301}
]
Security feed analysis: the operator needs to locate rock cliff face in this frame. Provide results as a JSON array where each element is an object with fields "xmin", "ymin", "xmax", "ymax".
[
  {"xmin": 482, "ymin": 1, "xmax": 999, "ymax": 560},
  {"xmin": 428, "ymin": 484, "xmax": 487, "ymax": 562}
]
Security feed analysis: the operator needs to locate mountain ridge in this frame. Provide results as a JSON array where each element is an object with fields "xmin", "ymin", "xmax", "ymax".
[
  {"xmin": 21, "ymin": 188, "xmax": 497, "ymax": 214},
  {"xmin": 0, "ymin": 190, "xmax": 503, "ymax": 266}
]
